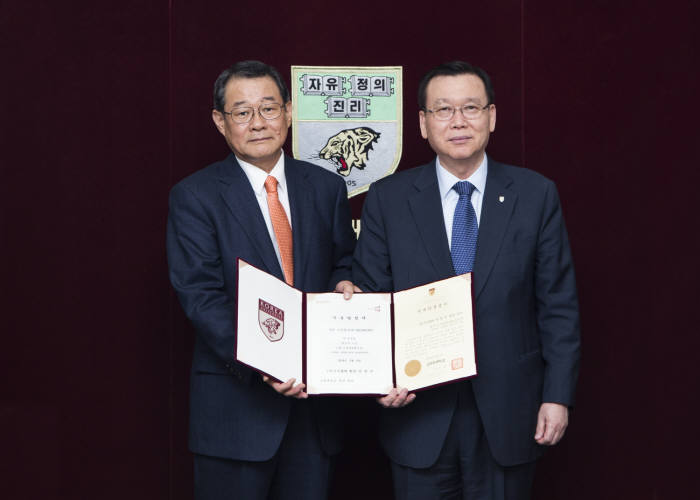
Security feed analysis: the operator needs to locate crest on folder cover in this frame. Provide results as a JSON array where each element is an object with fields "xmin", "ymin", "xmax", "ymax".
[
  {"xmin": 292, "ymin": 66, "xmax": 403, "ymax": 198},
  {"xmin": 258, "ymin": 299, "xmax": 284, "ymax": 342}
]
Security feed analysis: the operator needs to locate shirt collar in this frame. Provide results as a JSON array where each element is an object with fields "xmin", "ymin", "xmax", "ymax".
[
  {"xmin": 236, "ymin": 153, "xmax": 287, "ymax": 196},
  {"xmin": 436, "ymin": 155, "xmax": 488, "ymax": 200}
]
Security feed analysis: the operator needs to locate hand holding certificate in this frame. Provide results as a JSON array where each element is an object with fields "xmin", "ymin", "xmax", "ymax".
[{"xmin": 236, "ymin": 259, "xmax": 477, "ymax": 396}]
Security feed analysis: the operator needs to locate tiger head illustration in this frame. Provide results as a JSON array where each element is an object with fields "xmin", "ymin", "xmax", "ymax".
[
  {"xmin": 262, "ymin": 317, "xmax": 280, "ymax": 336},
  {"xmin": 319, "ymin": 127, "xmax": 381, "ymax": 177}
]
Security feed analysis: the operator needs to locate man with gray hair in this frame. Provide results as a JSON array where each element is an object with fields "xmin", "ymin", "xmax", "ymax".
[{"xmin": 167, "ymin": 60, "xmax": 358, "ymax": 499}]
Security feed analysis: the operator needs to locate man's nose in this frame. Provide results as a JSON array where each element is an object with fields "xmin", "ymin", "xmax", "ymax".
[
  {"xmin": 249, "ymin": 109, "xmax": 266, "ymax": 129},
  {"xmin": 450, "ymin": 108, "xmax": 468, "ymax": 127}
]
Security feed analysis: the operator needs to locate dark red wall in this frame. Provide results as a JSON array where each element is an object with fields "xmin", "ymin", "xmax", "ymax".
[{"xmin": 2, "ymin": 1, "xmax": 698, "ymax": 498}]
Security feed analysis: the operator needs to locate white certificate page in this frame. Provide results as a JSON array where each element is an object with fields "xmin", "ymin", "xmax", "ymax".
[
  {"xmin": 306, "ymin": 292, "xmax": 393, "ymax": 395},
  {"xmin": 236, "ymin": 260, "xmax": 303, "ymax": 383},
  {"xmin": 393, "ymin": 274, "xmax": 476, "ymax": 391}
]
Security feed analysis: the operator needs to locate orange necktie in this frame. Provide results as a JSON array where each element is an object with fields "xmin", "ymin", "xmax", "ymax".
[{"xmin": 264, "ymin": 175, "xmax": 294, "ymax": 286}]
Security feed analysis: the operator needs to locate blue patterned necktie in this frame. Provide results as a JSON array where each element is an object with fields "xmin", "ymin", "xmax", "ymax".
[{"xmin": 451, "ymin": 181, "xmax": 478, "ymax": 275}]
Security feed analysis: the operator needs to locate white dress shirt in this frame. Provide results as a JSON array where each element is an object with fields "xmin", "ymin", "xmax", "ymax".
[
  {"xmin": 237, "ymin": 153, "xmax": 291, "ymax": 270},
  {"xmin": 435, "ymin": 155, "xmax": 488, "ymax": 250}
]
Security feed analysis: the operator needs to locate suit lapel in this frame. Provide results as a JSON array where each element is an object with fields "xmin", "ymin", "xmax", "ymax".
[
  {"xmin": 473, "ymin": 160, "xmax": 516, "ymax": 299},
  {"xmin": 217, "ymin": 154, "xmax": 284, "ymax": 280},
  {"xmin": 285, "ymin": 157, "xmax": 313, "ymax": 289},
  {"xmin": 408, "ymin": 163, "xmax": 455, "ymax": 279}
]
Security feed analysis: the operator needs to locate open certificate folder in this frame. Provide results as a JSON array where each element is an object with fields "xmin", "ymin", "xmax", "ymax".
[{"xmin": 235, "ymin": 259, "xmax": 477, "ymax": 396}]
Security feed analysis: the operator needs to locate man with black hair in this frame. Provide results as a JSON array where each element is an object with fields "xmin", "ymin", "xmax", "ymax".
[
  {"xmin": 353, "ymin": 61, "xmax": 581, "ymax": 499},
  {"xmin": 167, "ymin": 60, "xmax": 357, "ymax": 500}
]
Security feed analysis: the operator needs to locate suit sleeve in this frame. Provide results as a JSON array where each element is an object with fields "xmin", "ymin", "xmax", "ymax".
[
  {"xmin": 352, "ymin": 183, "xmax": 394, "ymax": 293},
  {"xmin": 535, "ymin": 181, "xmax": 581, "ymax": 406},
  {"xmin": 166, "ymin": 182, "xmax": 246, "ymax": 378},
  {"xmin": 327, "ymin": 177, "xmax": 356, "ymax": 289}
]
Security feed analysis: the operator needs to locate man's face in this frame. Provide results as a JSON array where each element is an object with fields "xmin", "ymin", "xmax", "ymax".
[
  {"xmin": 212, "ymin": 76, "xmax": 291, "ymax": 172},
  {"xmin": 419, "ymin": 74, "xmax": 496, "ymax": 172}
]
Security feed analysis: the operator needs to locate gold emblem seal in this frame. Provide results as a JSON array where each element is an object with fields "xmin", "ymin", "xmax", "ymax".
[{"xmin": 404, "ymin": 360, "xmax": 421, "ymax": 377}]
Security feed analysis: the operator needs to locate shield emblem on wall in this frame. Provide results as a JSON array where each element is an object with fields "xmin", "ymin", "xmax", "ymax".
[
  {"xmin": 291, "ymin": 66, "xmax": 403, "ymax": 198},
  {"xmin": 258, "ymin": 299, "xmax": 284, "ymax": 342}
]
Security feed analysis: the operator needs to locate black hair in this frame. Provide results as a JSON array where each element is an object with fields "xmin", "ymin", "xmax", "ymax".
[
  {"xmin": 213, "ymin": 60, "xmax": 290, "ymax": 111},
  {"xmin": 417, "ymin": 61, "xmax": 495, "ymax": 109}
]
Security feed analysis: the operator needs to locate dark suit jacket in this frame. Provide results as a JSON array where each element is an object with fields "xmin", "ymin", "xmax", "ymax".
[
  {"xmin": 353, "ymin": 158, "xmax": 580, "ymax": 468},
  {"xmin": 167, "ymin": 153, "xmax": 356, "ymax": 461}
]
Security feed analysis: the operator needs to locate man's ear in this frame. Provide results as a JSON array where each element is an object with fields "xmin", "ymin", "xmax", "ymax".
[
  {"xmin": 212, "ymin": 109, "xmax": 226, "ymax": 136},
  {"xmin": 284, "ymin": 101, "xmax": 292, "ymax": 129},
  {"xmin": 419, "ymin": 110, "xmax": 428, "ymax": 139}
]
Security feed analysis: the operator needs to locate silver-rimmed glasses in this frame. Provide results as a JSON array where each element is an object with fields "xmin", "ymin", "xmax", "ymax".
[
  {"xmin": 222, "ymin": 102, "xmax": 285, "ymax": 124},
  {"xmin": 424, "ymin": 103, "xmax": 492, "ymax": 121}
]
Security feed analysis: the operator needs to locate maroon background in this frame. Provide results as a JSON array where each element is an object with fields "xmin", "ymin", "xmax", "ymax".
[{"xmin": 2, "ymin": 0, "xmax": 698, "ymax": 498}]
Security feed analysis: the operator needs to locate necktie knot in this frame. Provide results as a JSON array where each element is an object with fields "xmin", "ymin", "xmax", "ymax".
[
  {"xmin": 453, "ymin": 181, "xmax": 475, "ymax": 197},
  {"xmin": 264, "ymin": 175, "xmax": 278, "ymax": 194}
]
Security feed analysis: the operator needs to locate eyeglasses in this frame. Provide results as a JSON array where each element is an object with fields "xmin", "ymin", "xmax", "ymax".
[
  {"xmin": 424, "ymin": 103, "xmax": 492, "ymax": 121},
  {"xmin": 222, "ymin": 102, "xmax": 285, "ymax": 124}
]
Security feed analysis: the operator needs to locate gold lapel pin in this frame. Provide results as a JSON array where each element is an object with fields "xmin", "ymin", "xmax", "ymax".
[{"xmin": 499, "ymin": 195, "xmax": 505, "ymax": 203}]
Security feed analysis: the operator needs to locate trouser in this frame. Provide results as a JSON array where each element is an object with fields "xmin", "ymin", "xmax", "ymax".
[{"xmin": 391, "ymin": 383, "xmax": 536, "ymax": 500}]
